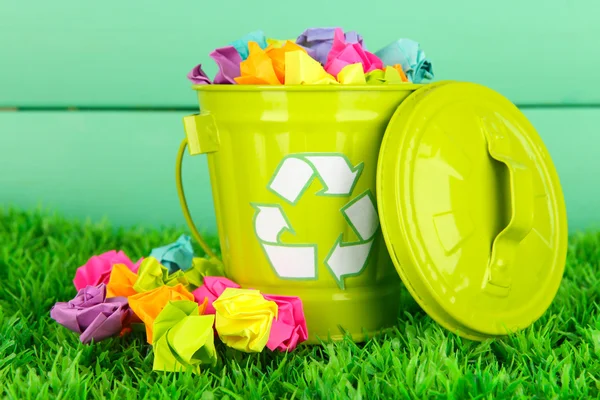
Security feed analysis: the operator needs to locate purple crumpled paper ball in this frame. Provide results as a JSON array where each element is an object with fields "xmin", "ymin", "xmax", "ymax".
[
  {"xmin": 50, "ymin": 283, "xmax": 132, "ymax": 344},
  {"xmin": 209, "ymin": 46, "xmax": 242, "ymax": 84},
  {"xmin": 295, "ymin": 27, "xmax": 364, "ymax": 65},
  {"xmin": 187, "ymin": 64, "xmax": 212, "ymax": 84}
]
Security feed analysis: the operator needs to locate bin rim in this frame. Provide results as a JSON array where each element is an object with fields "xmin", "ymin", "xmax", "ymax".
[{"xmin": 191, "ymin": 83, "xmax": 427, "ymax": 92}]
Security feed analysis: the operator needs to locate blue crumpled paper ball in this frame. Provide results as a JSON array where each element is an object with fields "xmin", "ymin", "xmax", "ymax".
[
  {"xmin": 229, "ymin": 30, "xmax": 268, "ymax": 60},
  {"xmin": 375, "ymin": 38, "xmax": 434, "ymax": 83},
  {"xmin": 149, "ymin": 234, "xmax": 195, "ymax": 273}
]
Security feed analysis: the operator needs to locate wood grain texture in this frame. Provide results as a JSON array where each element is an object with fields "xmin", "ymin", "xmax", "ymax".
[
  {"xmin": 1, "ymin": 0, "xmax": 598, "ymax": 107},
  {"xmin": 1, "ymin": 109, "xmax": 597, "ymax": 232}
]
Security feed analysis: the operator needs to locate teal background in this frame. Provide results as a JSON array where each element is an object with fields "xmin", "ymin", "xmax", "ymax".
[{"xmin": 1, "ymin": 0, "xmax": 599, "ymax": 232}]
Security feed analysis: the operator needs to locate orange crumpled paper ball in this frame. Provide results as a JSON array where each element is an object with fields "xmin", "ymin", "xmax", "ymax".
[
  {"xmin": 128, "ymin": 284, "xmax": 206, "ymax": 343},
  {"xmin": 235, "ymin": 41, "xmax": 307, "ymax": 85}
]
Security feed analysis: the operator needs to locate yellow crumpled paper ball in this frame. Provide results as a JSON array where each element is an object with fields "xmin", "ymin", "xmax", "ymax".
[{"xmin": 213, "ymin": 288, "xmax": 278, "ymax": 353}]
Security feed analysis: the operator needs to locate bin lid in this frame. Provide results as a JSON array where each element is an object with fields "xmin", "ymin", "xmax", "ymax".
[{"xmin": 377, "ymin": 81, "xmax": 568, "ymax": 340}]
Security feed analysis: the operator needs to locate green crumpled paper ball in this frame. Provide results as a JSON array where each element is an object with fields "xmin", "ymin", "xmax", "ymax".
[
  {"xmin": 152, "ymin": 300, "xmax": 217, "ymax": 373},
  {"xmin": 134, "ymin": 256, "xmax": 214, "ymax": 293}
]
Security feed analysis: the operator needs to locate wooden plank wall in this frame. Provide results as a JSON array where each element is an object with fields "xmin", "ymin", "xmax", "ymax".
[{"xmin": 1, "ymin": 0, "xmax": 599, "ymax": 232}]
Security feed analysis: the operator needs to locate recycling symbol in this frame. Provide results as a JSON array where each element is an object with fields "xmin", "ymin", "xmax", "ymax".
[{"xmin": 252, "ymin": 153, "xmax": 380, "ymax": 289}]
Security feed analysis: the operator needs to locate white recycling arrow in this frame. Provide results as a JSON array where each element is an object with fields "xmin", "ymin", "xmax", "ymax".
[
  {"xmin": 325, "ymin": 191, "xmax": 380, "ymax": 289},
  {"xmin": 253, "ymin": 203, "xmax": 317, "ymax": 279},
  {"xmin": 325, "ymin": 238, "xmax": 374, "ymax": 289},
  {"xmin": 253, "ymin": 205, "xmax": 290, "ymax": 243},
  {"xmin": 304, "ymin": 155, "xmax": 362, "ymax": 196},
  {"xmin": 341, "ymin": 191, "xmax": 380, "ymax": 241},
  {"xmin": 268, "ymin": 157, "xmax": 315, "ymax": 204},
  {"xmin": 262, "ymin": 243, "xmax": 316, "ymax": 279},
  {"xmin": 268, "ymin": 154, "xmax": 362, "ymax": 204}
]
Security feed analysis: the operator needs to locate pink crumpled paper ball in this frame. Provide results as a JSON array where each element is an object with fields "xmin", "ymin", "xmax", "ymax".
[
  {"xmin": 191, "ymin": 276, "xmax": 240, "ymax": 314},
  {"xmin": 263, "ymin": 294, "xmax": 308, "ymax": 352},
  {"xmin": 324, "ymin": 27, "xmax": 383, "ymax": 78},
  {"xmin": 73, "ymin": 250, "xmax": 143, "ymax": 291}
]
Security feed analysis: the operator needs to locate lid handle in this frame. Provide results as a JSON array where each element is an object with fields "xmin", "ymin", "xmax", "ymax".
[{"xmin": 482, "ymin": 117, "xmax": 535, "ymax": 297}]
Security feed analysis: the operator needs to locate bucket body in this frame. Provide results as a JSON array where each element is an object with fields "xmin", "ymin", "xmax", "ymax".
[{"xmin": 190, "ymin": 86, "xmax": 421, "ymax": 343}]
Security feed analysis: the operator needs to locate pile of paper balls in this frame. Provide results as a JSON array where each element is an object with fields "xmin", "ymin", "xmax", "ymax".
[
  {"xmin": 188, "ymin": 27, "xmax": 434, "ymax": 86},
  {"xmin": 50, "ymin": 235, "xmax": 308, "ymax": 374}
]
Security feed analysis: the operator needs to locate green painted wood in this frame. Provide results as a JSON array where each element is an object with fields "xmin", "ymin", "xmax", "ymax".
[
  {"xmin": 0, "ymin": 111, "xmax": 216, "ymax": 233},
  {"xmin": 1, "ymin": 0, "xmax": 599, "ymax": 108},
  {"xmin": 0, "ymin": 109, "xmax": 598, "ymax": 232}
]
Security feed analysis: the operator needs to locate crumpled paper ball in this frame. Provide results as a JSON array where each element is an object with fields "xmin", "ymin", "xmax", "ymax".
[
  {"xmin": 133, "ymin": 257, "xmax": 213, "ymax": 293},
  {"xmin": 175, "ymin": 256, "xmax": 227, "ymax": 290},
  {"xmin": 374, "ymin": 38, "xmax": 434, "ymax": 83},
  {"xmin": 337, "ymin": 63, "xmax": 366, "ymax": 84},
  {"xmin": 152, "ymin": 300, "xmax": 217, "ymax": 373},
  {"xmin": 192, "ymin": 257, "xmax": 225, "ymax": 279},
  {"xmin": 50, "ymin": 283, "xmax": 132, "ymax": 344},
  {"xmin": 366, "ymin": 66, "xmax": 409, "ymax": 85},
  {"xmin": 73, "ymin": 250, "xmax": 143, "ymax": 291},
  {"xmin": 263, "ymin": 294, "xmax": 308, "ymax": 352},
  {"xmin": 235, "ymin": 41, "xmax": 314, "ymax": 85},
  {"xmin": 324, "ymin": 28, "xmax": 383, "ymax": 78},
  {"xmin": 213, "ymin": 288, "xmax": 278, "ymax": 353},
  {"xmin": 191, "ymin": 276, "xmax": 241, "ymax": 315},
  {"xmin": 233, "ymin": 41, "xmax": 279, "ymax": 84},
  {"xmin": 230, "ymin": 30, "xmax": 268, "ymax": 60},
  {"xmin": 284, "ymin": 50, "xmax": 338, "ymax": 85},
  {"xmin": 295, "ymin": 27, "xmax": 364, "ymax": 65},
  {"xmin": 268, "ymin": 41, "xmax": 308, "ymax": 83},
  {"xmin": 132, "ymin": 257, "xmax": 195, "ymax": 293},
  {"xmin": 266, "ymin": 38, "xmax": 292, "ymax": 48},
  {"xmin": 210, "ymin": 46, "xmax": 242, "ymax": 84},
  {"xmin": 187, "ymin": 64, "xmax": 211, "ymax": 85},
  {"xmin": 106, "ymin": 263, "xmax": 138, "ymax": 298},
  {"xmin": 149, "ymin": 234, "xmax": 195, "ymax": 273},
  {"xmin": 128, "ymin": 284, "xmax": 199, "ymax": 343}
]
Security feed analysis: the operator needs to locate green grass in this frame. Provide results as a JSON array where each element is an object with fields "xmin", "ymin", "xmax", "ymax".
[{"xmin": 1, "ymin": 208, "xmax": 599, "ymax": 399}]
